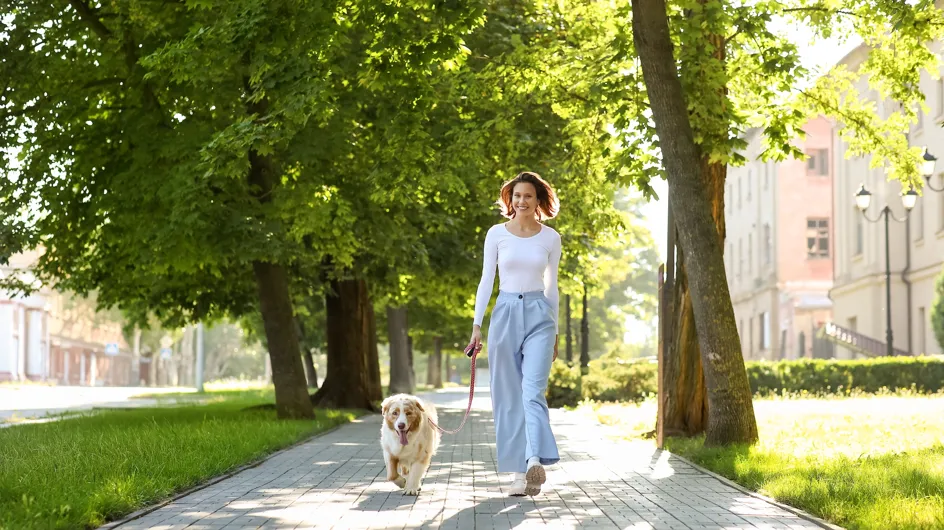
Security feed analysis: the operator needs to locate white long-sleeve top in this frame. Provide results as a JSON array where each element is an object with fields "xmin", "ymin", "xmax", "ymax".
[{"xmin": 473, "ymin": 223, "xmax": 561, "ymax": 333}]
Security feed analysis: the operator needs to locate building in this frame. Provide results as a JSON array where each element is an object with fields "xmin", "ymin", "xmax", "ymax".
[
  {"xmin": 829, "ymin": 43, "xmax": 944, "ymax": 358},
  {"xmin": 724, "ymin": 117, "xmax": 836, "ymax": 360},
  {"xmin": 1, "ymin": 250, "xmax": 134, "ymax": 384}
]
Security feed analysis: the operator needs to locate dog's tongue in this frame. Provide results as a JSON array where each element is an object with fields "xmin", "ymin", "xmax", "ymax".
[{"xmin": 398, "ymin": 430, "xmax": 409, "ymax": 446}]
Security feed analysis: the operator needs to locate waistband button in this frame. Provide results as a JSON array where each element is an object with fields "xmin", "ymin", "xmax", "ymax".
[{"xmin": 518, "ymin": 294, "xmax": 523, "ymax": 299}]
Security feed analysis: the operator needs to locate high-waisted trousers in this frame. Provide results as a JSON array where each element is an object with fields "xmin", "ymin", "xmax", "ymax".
[{"xmin": 488, "ymin": 290, "xmax": 561, "ymax": 473}]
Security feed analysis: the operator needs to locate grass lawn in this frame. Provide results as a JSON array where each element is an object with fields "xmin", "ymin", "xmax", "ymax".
[
  {"xmin": 583, "ymin": 393, "xmax": 944, "ymax": 530},
  {"xmin": 0, "ymin": 389, "xmax": 361, "ymax": 530}
]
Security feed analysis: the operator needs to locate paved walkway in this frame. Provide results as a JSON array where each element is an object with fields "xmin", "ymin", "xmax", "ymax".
[{"xmin": 110, "ymin": 383, "xmax": 828, "ymax": 530}]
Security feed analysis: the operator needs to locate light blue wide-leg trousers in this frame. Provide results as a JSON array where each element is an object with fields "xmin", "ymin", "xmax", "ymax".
[{"xmin": 488, "ymin": 290, "xmax": 561, "ymax": 473}]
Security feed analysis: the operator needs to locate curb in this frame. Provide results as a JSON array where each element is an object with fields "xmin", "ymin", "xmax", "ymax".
[
  {"xmin": 98, "ymin": 419, "xmax": 358, "ymax": 529},
  {"xmin": 664, "ymin": 450, "xmax": 845, "ymax": 530}
]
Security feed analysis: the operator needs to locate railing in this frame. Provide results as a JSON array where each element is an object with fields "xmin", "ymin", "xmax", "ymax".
[{"xmin": 816, "ymin": 321, "xmax": 910, "ymax": 357}]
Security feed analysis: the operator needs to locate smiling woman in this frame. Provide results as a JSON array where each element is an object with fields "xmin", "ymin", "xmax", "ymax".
[{"xmin": 468, "ymin": 171, "xmax": 563, "ymax": 498}]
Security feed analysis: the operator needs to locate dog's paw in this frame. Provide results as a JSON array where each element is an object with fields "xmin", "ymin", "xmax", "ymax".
[
  {"xmin": 403, "ymin": 486, "xmax": 420, "ymax": 496},
  {"xmin": 393, "ymin": 477, "xmax": 406, "ymax": 489}
]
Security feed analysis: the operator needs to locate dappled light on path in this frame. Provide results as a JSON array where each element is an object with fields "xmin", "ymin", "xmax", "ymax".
[{"xmin": 109, "ymin": 388, "xmax": 827, "ymax": 529}]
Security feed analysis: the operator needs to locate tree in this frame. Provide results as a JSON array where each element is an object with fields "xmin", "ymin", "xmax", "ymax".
[
  {"xmin": 497, "ymin": 0, "xmax": 944, "ymax": 444},
  {"xmin": 631, "ymin": 0, "xmax": 759, "ymax": 445},
  {"xmin": 931, "ymin": 266, "xmax": 944, "ymax": 353},
  {"xmin": 575, "ymin": 190, "xmax": 660, "ymax": 360},
  {"xmin": 1, "ymin": 1, "xmax": 485, "ymax": 416}
]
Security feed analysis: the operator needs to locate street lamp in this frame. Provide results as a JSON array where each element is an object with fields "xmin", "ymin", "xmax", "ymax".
[
  {"xmin": 854, "ymin": 183, "xmax": 918, "ymax": 356},
  {"xmin": 921, "ymin": 148, "xmax": 943, "ymax": 191}
]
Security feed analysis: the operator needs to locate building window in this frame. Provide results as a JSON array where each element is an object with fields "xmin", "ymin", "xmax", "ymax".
[
  {"xmin": 738, "ymin": 239, "xmax": 743, "ymax": 277},
  {"xmin": 806, "ymin": 218, "xmax": 829, "ymax": 258},
  {"xmin": 749, "ymin": 316, "xmax": 754, "ymax": 358},
  {"xmin": 747, "ymin": 169, "xmax": 752, "ymax": 201},
  {"xmin": 763, "ymin": 223, "xmax": 772, "ymax": 265},
  {"xmin": 806, "ymin": 148, "xmax": 829, "ymax": 176},
  {"xmin": 915, "ymin": 200, "xmax": 925, "ymax": 241},
  {"xmin": 727, "ymin": 184, "xmax": 732, "ymax": 212},
  {"xmin": 738, "ymin": 177, "xmax": 742, "ymax": 209},
  {"xmin": 759, "ymin": 311, "xmax": 770, "ymax": 350},
  {"xmin": 764, "ymin": 164, "xmax": 770, "ymax": 190},
  {"xmin": 748, "ymin": 234, "xmax": 753, "ymax": 274},
  {"xmin": 916, "ymin": 107, "xmax": 925, "ymax": 132},
  {"xmin": 919, "ymin": 306, "xmax": 927, "ymax": 354}
]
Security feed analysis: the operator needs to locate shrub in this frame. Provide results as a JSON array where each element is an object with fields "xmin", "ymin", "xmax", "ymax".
[
  {"xmin": 546, "ymin": 356, "xmax": 944, "ymax": 407},
  {"xmin": 932, "ymin": 264, "xmax": 944, "ymax": 353},
  {"xmin": 545, "ymin": 362, "xmax": 581, "ymax": 409}
]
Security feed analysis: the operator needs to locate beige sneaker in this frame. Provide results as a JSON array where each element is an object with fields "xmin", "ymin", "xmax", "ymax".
[
  {"xmin": 525, "ymin": 460, "xmax": 546, "ymax": 496},
  {"xmin": 508, "ymin": 472, "xmax": 527, "ymax": 497}
]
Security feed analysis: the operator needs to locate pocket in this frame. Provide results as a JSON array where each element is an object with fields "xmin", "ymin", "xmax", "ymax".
[{"xmin": 535, "ymin": 297, "xmax": 552, "ymax": 317}]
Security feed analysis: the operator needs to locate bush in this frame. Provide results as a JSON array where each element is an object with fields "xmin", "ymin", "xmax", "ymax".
[
  {"xmin": 582, "ymin": 357, "xmax": 657, "ymax": 402},
  {"xmin": 545, "ymin": 361, "xmax": 581, "ymax": 409},
  {"xmin": 932, "ymin": 265, "xmax": 944, "ymax": 353},
  {"xmin": 546, "ymin": 356, "xmax": 944, "ymax": 408},
  {"xmin": 746, "ymin": 357, "xmax": 944, "ymax": 395}
]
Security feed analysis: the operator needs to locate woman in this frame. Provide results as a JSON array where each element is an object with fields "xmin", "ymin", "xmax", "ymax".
[{"xmin": 468, "ymin": 171, "xmax": 561, "ymax": 497}]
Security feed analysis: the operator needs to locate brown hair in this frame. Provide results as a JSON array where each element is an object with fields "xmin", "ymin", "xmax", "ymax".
[{"xmin": 497, "ymin": 171, "xmax": 560, "ymax": 220}]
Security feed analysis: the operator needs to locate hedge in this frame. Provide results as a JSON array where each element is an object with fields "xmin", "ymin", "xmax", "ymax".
[{"xmin": 545, "ymin": 356, "xmax": 944, "ymax": 408}]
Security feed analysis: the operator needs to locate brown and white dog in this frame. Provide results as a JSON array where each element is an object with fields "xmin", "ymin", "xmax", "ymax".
[{"xmin": 380, "ymin": 394, "xmax": 440, "ymax": 495}]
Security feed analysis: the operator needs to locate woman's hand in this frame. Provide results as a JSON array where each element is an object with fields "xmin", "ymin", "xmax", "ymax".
[{"xmin": 468, "ymin": 326, "xmax": 484, "ymax": 356}]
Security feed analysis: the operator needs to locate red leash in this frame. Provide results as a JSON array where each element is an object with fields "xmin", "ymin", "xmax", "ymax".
[{"xmin": 427, "ymin": 345, "xmax": 479, "ymax": 435}]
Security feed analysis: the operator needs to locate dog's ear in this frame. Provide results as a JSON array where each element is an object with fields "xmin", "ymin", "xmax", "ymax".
[
  {"xmin": 412, "ymin": 399, "xmax": 425, "ymax": 413},
  {"xmin": 381, "ymin": 397, "xmax": 392, "ymax": 415}
]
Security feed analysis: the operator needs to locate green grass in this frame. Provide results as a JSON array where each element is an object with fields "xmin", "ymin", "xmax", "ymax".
[
  {"xmin": 0, "ymin": 390, "xmax": 361, "ymax": 530},
  {"xmin": 584, "ymin": 394, "xmax": 944, "ymax": 530}
]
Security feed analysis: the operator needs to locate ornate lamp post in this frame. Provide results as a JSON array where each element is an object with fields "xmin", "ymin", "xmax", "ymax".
[{"xmin": 854, "ymin": 184, "xmax": 918, "ymax": 356}]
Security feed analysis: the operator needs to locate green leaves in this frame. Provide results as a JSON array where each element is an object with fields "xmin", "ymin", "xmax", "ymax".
[{"xmin": 1, "ymin": 0, "xmax": 487, "ymax": 328}]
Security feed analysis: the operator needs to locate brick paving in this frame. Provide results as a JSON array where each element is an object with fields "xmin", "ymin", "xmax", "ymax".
[{"xmin": 108, "ymin": 381, "xmax": 830, "ymax": 530}]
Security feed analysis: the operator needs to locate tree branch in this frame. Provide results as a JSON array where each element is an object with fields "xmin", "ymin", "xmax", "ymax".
[
  {"xmin": 782, "ymin": 7, "xmax": 857, "ymax": 17},
  {"xmin": 67, "ymin": 0, "xmax": 113, "ymax": 39}
]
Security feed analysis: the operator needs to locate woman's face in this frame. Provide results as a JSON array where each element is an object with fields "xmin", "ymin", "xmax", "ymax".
[{"xmin": 512, "ymin": 182, "xmax": 538, "ymax": 218}]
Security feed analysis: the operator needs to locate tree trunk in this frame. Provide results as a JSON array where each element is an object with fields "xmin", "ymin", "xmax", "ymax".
[
  {"xmin": 252, "ymin": 261, "xmax": 316, "ymax": 419},
  {"xmin": 311, "ymin": 277, "xmax": 378, "ymax": 410},
  {"xmin": 367, "ymin": 300, "xmax": 382, "ymax": 402},
  {"xmin": 302, "ymin": 349, "xmax": 318, "ymax": 389},
  {"xmin": 407, "ymin": 335, "xmax": 416, "ymax": 388},
  {"xmin": 387, "ymin": 306, "xmax": 414, "ymax": 395},
  {"xmin": 662, "ymin": 7, "xmax": 728, "ymax": 438},
  {"xmin": 445, "ymin": 351, "xmax": 455, "ymax": 384},
  {"xmin": 428, "ymin": 336, "xmax": 444, "ymax": 388},
  {"xmin": 565, "ymin": 294, "xmax": 573, "ymax": 364},
  {"xmin": 631, "ymin": 0, "xmax": 758, "ymax": 445},
  {"xmin": 296, "ymin": 317, "xmax": 319, "ymax": 389},
  {"xmin": 245, "ymin": 89, "xmax": 314, "ymax": 420},
  {"xmin": 580, "ymin": 284, "xmax": 590, "ymax": 373}
]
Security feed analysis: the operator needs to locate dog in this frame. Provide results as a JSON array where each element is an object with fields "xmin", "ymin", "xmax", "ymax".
[{"xmin": 380, "ymin": 393, "xmax": 441, "ymax": 495}]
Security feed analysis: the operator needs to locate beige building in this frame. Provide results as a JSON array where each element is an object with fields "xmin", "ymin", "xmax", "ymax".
[
  {"xmin": 829, "ymin": 44, "xmax": 944, "ymax": 358},
  {"xmin": 1, "ymin": 250, "xmax": 134, "ymax": 384},
  {"xmin": 724, "ymin": 117, "xmax": 836, "ymax": 360}
]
